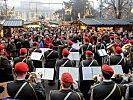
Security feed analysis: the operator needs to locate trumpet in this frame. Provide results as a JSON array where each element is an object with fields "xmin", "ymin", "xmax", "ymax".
[{"xmin": 28, "ymin": 72, "xmax": 43, "ymax": 83}]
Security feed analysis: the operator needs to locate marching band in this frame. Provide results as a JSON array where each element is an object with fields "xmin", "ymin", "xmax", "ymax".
[{"xmin": 0, "ymin": 26, "xmax": 133, "ymax": 100}]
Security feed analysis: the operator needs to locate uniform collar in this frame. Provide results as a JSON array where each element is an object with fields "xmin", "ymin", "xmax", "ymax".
[
  {"xmin": 87, "ymin": 58, "xmax": 93, "ymax": 60},
  {"xmin": 14, "ymin": 79, "xmax": 27, "ymax": 83},
  {"xmin": 59, "ymin": 89, "xmax": 73, "ymax": 92},
  {"xmin": 103, "ymin": 79, "xmax": 112, "ymax": 82},
  {"xmin": 63, "ymin": 58, "xmax": 69, "ymax": 60}
]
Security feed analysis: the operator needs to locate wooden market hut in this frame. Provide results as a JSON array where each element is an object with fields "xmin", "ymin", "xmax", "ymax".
[
  {"xmin": 72, "ymin": 18, "xmax": 133, "ymax": 32},
  {"xmin": 3, "ymin": 19, "xmax": 23, "ymax": 37}
]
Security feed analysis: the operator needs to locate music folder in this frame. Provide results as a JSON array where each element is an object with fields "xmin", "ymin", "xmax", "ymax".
[
  {"xmin": 91, "ymin": 67, "xmax": 102, "ymax": 76},
  {"xmin": 82, "ymin": 67, "xmax": 93, "ymax": 80},
  {"xmin": 36, "ymin": 68, "xmax": 54, "ymax": 80},
  {"xmin": 59, "ymin": 67, "xmax": 79, "ymax": 81},
  {"xmin": 68, "ymin": 52, "xmax": 80, "ymax": 61},
  {"xmin": 111, "ymin": 65, "xmax": 123, "ymax": 77},
  {"xmin": 31, "ymin": 52, "xmax": 43, "ymax": 61},
  {"xmin": 40, "ymin": 48, "xmax": 50, "ymax": 54},
  {"xmin": 82, "ymin": 66, "xmax": 101, "ymax": 80},
  {"xmin": 72, "ymin": 43, "xmax": 80, "ymax": 50},
  {"xmin": 97, "ymin": 49, "xmax": 107, "ymax": 57}
]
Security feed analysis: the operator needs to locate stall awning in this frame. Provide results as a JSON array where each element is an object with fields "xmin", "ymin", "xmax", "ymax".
[
  {"xmin": 24, "ymin": 21, "xmax": 34, "ymax": 25},
  {"xmin": 3, "ymin": 19, "xmax": 23, "ymax": 27}
]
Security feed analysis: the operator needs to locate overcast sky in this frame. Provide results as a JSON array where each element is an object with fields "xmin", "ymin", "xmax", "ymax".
[{"xmin": 5, "ymin": 0, "xmax": 99, "ymax": 9}]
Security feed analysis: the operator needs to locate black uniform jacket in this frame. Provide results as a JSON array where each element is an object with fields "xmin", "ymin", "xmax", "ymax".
[
  {"xmin": 79, "ymin": 44, "xmax": 93, "ymax": 55},
  {"xmin": 92, "ymin": 81, "xmax": 125, "ymax": 100},
  {"xmin": 108, "ymin": 54, "xmax": 128, "ymax": 74},
  {"xmin": 79, "ymin": 58, "xmax": 99, "ymax": 100},
  {"xmin": 79, "ymin": 44, "xmax": 93, "ymax": 61},
  {"xmin": 7, "ymin": 80, "xmax": 46, "ymax": 100},
  {"xmin": 79, "ymin": 58, "xmax": 99, "ymax": 81},
  {"xmin": 55, "ymin": 58, "xmax": 76, "ymax": 79},
  {"xmin": 126, "ymin": 82, "xmax": 133, "ymax": 100},
  {"xmin": 13, "ymin": 56, "xmax": 34, "ymax": 72},
  {"xmin": 121, "ymin": 80, "xmax": 133, "ymax": 100},
  {"xmin": 50, "ymin": 89, "xmax": 84, "ymax": 100},
  {"xmin": 44, "ymin": 49, "xmax": 58, "ymax": 68},
  {"xmin": 95, "ymin": 42, "xmax": 105, "ymax": 52},
  {"xmin": 0, "ymin": 55, "xmax": 14, "ymax": 82}
]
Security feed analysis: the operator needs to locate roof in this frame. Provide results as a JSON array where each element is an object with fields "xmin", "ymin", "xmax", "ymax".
[
  {"xmin": 49, "ymin": 20, "xmax": 59, "ymax": 25},
  {"xmin": 24, "ymin": 21, "xmax": 34, "ymax": 25},
  {"xmin": 3, "ymin": 19, "xmax": 23, "ymax": 27},
  {"xmin": 79, "ymin": 18, "xmax": 132, "ymax": 26}
]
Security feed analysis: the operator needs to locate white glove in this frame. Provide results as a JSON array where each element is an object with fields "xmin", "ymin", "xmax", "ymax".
[
  {"xmin": 97, "ymin": 75, "xmax": 102, "ymax": 82},
  {"xmin": 122, "ymin": 75, "xmax": 129, "ymax": 81},
  {"xmin": 72, "ymin": 80, "xmax": 78, "ymax": 89},
  {"xmin": 35, "ymin": 72, "xmax": 42, "ymax": 83}
]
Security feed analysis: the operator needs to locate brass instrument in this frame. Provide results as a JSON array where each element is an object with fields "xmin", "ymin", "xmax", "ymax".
[
  {"xmin": 114, "ymin": 74, "xmax": 123, "ymax": 79},
  {"xmin": 107, "ymin": 43, "xmax": 116, "ymax": 55},
  {"xmin": 28, "ymin": 72, "xmax": 37, "ymax": 83},
  {"xmin": 122, "ymin": 43, "xmax": 132, "ymax": 58},
  {"xmin": 93, "ymin": 75, "xmax": 103, "ymax": 83},
  {"xmin": 28, "ymin": 72, "xmax": 43, "ymax": 83},
  {"xmin": 93, "ymin": 75, "xmax": 99, "ymax": 83}
]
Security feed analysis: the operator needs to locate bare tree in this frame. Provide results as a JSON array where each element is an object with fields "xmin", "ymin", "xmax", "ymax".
[{"xmin": 102, "ymin": 0, "xmax": 133, "ymax": 19}]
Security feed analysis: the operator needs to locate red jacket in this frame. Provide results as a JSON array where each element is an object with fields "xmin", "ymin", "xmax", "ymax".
[{"xmin": 44, "ymin": 38, "xmax": 52, "ymax": 47}]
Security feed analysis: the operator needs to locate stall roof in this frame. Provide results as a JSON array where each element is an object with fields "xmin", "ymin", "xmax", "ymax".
[
  {"xmin": 79, "ymin": 18, "xmax": 132, "ymax": 26},
  {"xmin": 49, "ymin": 20, "xmax": 59, "ymax": 25},
  {"xmin": 24, "ymin": 21, "xmax": 34, "ymax": 25},
  {"xmin": 3, "ymin": 19, "xmax": 23, "ymax": 27},
  {"xmin": 24, "ymin": 20, "xmax": 40, "ymax": 25}
]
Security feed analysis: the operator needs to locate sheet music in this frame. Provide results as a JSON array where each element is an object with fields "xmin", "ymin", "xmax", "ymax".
[
  {"xmin": 59, "ymin": 67, "xmax": 69, "ymax": 80},
  {"xmin": 68, "ymin": 52, "xmax": 80, "ymax": 60},
  {"xmin": 92, "ymin": 67, "xmax": 102, "ymax": 76},
  {"xmin": 59, "ymin": 67, "xmax": 79, "ymax": 81},
  {"xmin": 69, "ymin": 67, "xmax": 79, "ymax": 81},
  {"xmin": 36, "ymin": 68, "xmax": 45, "ymax": 79},
  {"xmin": 111, "ymin": 65, "xmax": 123, "ymax": 74},
  {"xmin": 31, "ymin": 52, "xmax": 43, "ymax": 61},
  {"xmin": 43, "ymin": 68, "xmax": 54, "ymax": 80},
  {"xmin": 97, "ymin": 49, "xmax": 107, "ymax": 56},
  {"xmin": 36, "ymin": 68, "xmax": 54, "ymax": 80},
  {"xmin": 72, "ymin": 43, "xmax": 80, "ymax": 50},
  {"xmin": 82, "ymin": 67, "xmax": 93, "ymax": 80},
  {"xmin": 101, "ymin": 49, "xmax": 107, "ymax": 56},
  {"xmin": 40, "ymin": 48, "xmax": 50, "ymax": 54},
  {"xmin": 110, "ymin": 65, "xmax": 123, "ymax": 78},
  {"xmin": 97, "ymin": 49, "xmax": 104, "ymax": 56}
]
